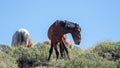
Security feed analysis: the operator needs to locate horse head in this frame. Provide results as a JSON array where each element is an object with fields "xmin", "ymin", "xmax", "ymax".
[
  {"xmin": 63, "ymin": 20, "xmax": 81, "ymax": 45},
  {"xmin": 71, "ymin": 23, "xmax": 81, "ymax": 45},
  {"xmin": 72, "ymin": 23, "xmax": 81, "ymax": 45}
]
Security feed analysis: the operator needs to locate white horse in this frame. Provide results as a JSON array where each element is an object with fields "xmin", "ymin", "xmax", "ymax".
[{"xmin": 11, "ymin": 28, "xmax": 30, "ymax": 47}]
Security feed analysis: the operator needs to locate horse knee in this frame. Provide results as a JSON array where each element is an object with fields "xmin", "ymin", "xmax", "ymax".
[{"xmin": 49, "ymin": 49, "xmax": 53, "ymax": 54}]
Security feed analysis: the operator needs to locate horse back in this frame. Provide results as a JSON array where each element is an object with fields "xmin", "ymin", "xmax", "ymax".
[{"xmin": 48, "ymin": 20, "xmax": 66, "ymax": 41}]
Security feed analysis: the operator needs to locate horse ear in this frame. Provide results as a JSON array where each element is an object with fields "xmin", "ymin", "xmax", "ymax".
[
  {"xmin": 75, "ymin": 23, "xmax": 81, "ymax": 31},
  {"xmin": 60, "ymin": 20, "xmax": 66, "ymax": 27},
  {"xmin": 64, "ymin": 20, "xmax": 67, "ymax": 23}
]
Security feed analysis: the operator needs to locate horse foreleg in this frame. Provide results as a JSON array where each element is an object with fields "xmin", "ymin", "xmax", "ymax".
[
  {"xmin": 59, "ymin": 42, "xmax": 65, "ymax": 59},
  {"xmin": 47, "ymin": 44, "xmax": 53, "ymax": 61},
  {"xmin": 63, "ymin": 42, "xmax": 70, "ymax": 60}
]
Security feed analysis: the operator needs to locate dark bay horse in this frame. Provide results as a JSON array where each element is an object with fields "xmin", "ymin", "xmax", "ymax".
[{"xmin": 47, "ymin": 20, "xmax": 81, "ymax": 61}]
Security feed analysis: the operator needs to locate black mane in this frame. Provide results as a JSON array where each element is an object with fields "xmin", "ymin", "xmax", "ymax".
[{"xmin": 60, "ymin": 20, "xmax": 76, "ymax": 29}]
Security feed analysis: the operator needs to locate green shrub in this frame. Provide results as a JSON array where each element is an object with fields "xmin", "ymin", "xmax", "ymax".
[
  {"xmin": 0, "ymin": 44, "xmax": 13, "ymax": 55},
  {"xmin": 0, "ymin": 51, "xmax": 17, "ymax": 68},
  {"xmin": 93, "ymin": 41, "xmax": 120, "ymax": 61},
  {"xmin": 115, "ymin": 59, "xmax": 120, "ymax": 68},
  {"xmin": 69, "ymin": 46, "xmax": 83, "ymax": 59},
  {"xmin": 12, "ymin": 43, "xmax": 51, "ymax": 67},
  {"xmin": 115, "ymin": 41, "xmax": 120, "ymax": 53},
  {"xmin": 65, "ymin": 53, "xmax": 116, "ymax": 68},
  {"xmin": 93, "ymin": 41, "xmax": 115, "ymax": 53},
  {"xmin": 0, "ymin": 41, "xmax": 120, "ymax": 68}
]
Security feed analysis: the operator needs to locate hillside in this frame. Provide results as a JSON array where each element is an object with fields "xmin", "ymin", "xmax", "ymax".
[{"xmin": 0, "ymin": 41, "xmax": 120, "ymax": 68}]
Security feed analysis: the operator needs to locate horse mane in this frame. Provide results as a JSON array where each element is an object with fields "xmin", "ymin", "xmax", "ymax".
[{"xmin": 60, "ymin": 20, "xmax": 77, "ymax": 29}]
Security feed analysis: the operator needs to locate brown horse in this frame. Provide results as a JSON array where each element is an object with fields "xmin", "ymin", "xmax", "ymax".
[
  {"xmin": 43, "ymin": 40, "xmax": 51, "ymax": 45},
  {"xmin": 63, "ymin": 39, "xmax": 72, "ymax": 48},
  {"xmin": 47, "ymin": 20, "xmax": 81, "ymax": 61},
  {"xmin": 62, "ymin": 35, "xmax": 72, "ymax": 48},
  {"xmin": 43, "ymin": 39, "xmax": 72, "ymax": 48},
  {"xmin": 27, "ymin": 38, "xmax": 34, "ymax": 48}
]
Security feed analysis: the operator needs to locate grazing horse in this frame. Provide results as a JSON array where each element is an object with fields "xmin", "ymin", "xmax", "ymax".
[
  {"xmin": 11, "ymin": 28, "xmax": 31, "ymax": 47},
  {"xmin": 47, "ymin": 20, "xmax": 81, "ymax": 61},
  {"xmin": 27, "ymin": 38, "xmax": 34, "ymax": 48},
  {"xmin": 62, "ymin": 35, "xmax": 72, "ymax": 48},
  {"xmin": 43, "ymin": 39, "xmax": 72, "ymax": 48},
  {"xmin": 43, "ymin": 40, "xmax": 51, "ymax": 45},
  {"xmin": 63, "ymin": 39, "xmax": 72, "ymax": 48}
]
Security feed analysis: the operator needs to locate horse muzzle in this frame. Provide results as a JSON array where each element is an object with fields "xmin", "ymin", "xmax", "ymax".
[{"xmin": 75, "ymin": 41, "xmax": 80, "ymax": 45}]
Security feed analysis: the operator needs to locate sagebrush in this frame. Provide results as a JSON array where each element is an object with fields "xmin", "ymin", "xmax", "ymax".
[{"xmin": 0, "ymin": 41, "xmax": 120, "ymax": 68}]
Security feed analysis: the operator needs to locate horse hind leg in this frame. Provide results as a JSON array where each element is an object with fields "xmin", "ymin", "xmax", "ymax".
[
  {"xmin": 59, "ymin": 42, "xmax": 65, "ymax": 59},
  {"xmin": 54, "ymin": 42, "xmax": 59, "ymax": 60}
]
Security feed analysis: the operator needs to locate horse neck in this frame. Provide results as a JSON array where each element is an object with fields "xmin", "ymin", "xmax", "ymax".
[{"xmin": 64, "ymin": 28, "xmax": 73, "ymax": 34}]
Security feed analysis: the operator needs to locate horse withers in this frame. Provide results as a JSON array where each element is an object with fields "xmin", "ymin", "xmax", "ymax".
[{"xmin": 47, "ymin": 20, "xmax": 81, "ymax": 61}]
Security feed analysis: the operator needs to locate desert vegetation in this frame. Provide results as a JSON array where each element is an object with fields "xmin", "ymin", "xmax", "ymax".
[{"xmin": 0, "ymin": 41, "xmax": 120, "ymax": 68}]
